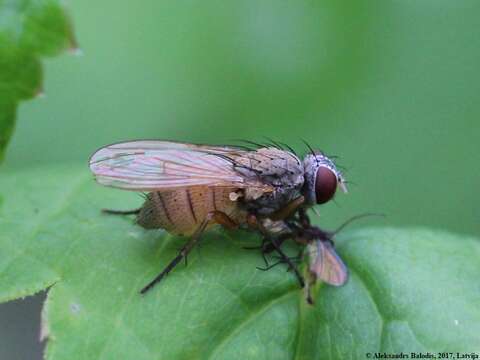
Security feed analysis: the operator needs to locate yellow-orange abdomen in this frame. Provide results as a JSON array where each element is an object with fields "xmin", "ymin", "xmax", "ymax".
[{"xmin": 137, "ymin": 187, "xmax": 245, "ymax": 236}]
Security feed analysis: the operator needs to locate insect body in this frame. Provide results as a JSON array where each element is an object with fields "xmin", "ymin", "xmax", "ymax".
[
  {"xmin": 89, "ymin": 140, "xmax": 346, "ymax": 293},
  {"xmin": 132, "ymin": 146, "xmax": 305, "ymax": 236}
]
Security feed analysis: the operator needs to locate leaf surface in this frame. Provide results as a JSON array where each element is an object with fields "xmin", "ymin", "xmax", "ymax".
[{"xmin": 0, "ymin": 165, "xmax": 479, "ymax": 359}]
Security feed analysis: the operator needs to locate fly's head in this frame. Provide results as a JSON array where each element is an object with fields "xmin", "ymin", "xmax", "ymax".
[{"xmin": 302, "ymin": 152, "xmax": 347, "ymax": 206}]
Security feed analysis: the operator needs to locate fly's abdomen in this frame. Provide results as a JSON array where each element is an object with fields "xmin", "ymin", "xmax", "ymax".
[{"xmin": 137, "ymin": 187, "xmax": 242, "ymax": 236}]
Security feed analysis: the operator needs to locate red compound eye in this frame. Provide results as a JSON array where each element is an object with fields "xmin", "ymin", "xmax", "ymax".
[{"xmin": 315, "ymin": 167, "xmax": 337, "ymax": 204}]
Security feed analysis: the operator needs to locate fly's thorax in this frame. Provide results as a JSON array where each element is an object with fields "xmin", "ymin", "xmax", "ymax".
[
  {"xmin": 233, "ymin": 147, "xmax": 305, "ymax": 215},
  {"xmin": 233, "ymin": 148, "xmax": 304, "ymax": 191}
]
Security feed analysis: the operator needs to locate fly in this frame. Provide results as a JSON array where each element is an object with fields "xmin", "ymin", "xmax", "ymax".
[{"xmin": 89, "ymin": 140, "xmax": 347, "ymax": 294}]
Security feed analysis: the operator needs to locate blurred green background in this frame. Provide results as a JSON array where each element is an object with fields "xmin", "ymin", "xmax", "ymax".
[{"xmin": 1, "ymin": 0, "xmax": 479, "ymax": 358}]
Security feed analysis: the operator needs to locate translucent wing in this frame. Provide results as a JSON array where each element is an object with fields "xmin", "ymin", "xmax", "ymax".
[
  {"xmin": 89, "ymin": 140, "xmax": 271, "ymax": 192},
  {"xmin": 308, "ymin": 240, "xmax": 348, "ymax": 286}
]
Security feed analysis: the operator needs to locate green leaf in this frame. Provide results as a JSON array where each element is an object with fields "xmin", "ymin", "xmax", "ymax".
[
  {"xmin": 0, "ymin": 165, "xmax": 479, "ymax": 359},
  {"xmin": 0, "ymin": 0, "xmax": 76, "ymax": 161}
]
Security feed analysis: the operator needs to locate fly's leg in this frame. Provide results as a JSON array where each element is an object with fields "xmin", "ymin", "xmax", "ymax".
[
  {"xmin": 257, "ymin": 196, "xmax": 306, "ymax": 253},
  {"xmin": 247, "ymin": 214, "xmax": 305, "ymax": 288},
  {"xmin": 140, "ymin": 211, "xmax": 238, "ymax": 295},
  {"xmin": 242, "ymin": 237, "xmax": 269, "ymax": 251},
  {"xmin": 259, "ymin": 232, "xmax": 293, "ymax": 254},
  {"xmin": 256, "ymin": 259, "xmax": 284, "ymax": 271},
  {"xmin": 140, "ymin": 222, "xmax": 208, "ymax": 295},
  {"xmin": 268, "ymin": 236, "xmax": 305, "ymax": 287},
  {"xmin": 259, "ymin": 233, "xmax": 297, "ymax": 269},
  {"xmin": 243, "ymin": 195, "xmax": 304, "ymax": 266},
  {"xmin": 102, "ymin": 208, "xmax": 141, "ymax": 215},
  {"xmin": 269, "ymin": 196, "xmax": 305, "ymax": 221},
  {"xmin": 183, "ymin": 211, "xmax": 237, "ymax": 266},
  {"xmin": 243, "ymin": 240, "xmax": 281, "ymax": 265},
  {"xmin": 243, "ymin": 225, "xmax": 295, "ymax": 268},
  {"xmin": 243, "ymin": 237, "xmax": 273, "ymax": 267},
  {"xmin": 272, "ymin": 247, "xmax": 304, "ymax": 267},
  {"xmin": 258, "ymin": 238, "xmax": 271, "ymax": 268},
  {"xmin": 257, "ymin": 246, "xmax": 304, "ymax": 272},
  {"xmin": 210, "ymin": 211, "xmax": 239, "ymax": 230},
  {"xmin": 297, "ymin": 207, "xmax": 310, "ymax": 227}
]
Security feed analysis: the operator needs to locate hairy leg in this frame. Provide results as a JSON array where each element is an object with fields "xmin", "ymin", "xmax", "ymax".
[
  {"xmin": 102, "ymin": 208, "xmax": 141, "ymax": 215},
  {"xmin": 140, "ymin": 211, "xmax": 238, "ymax": 294},
  {"xmin": 247, "ymin": 214, "xmax": 305, "ymax": 288}
]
